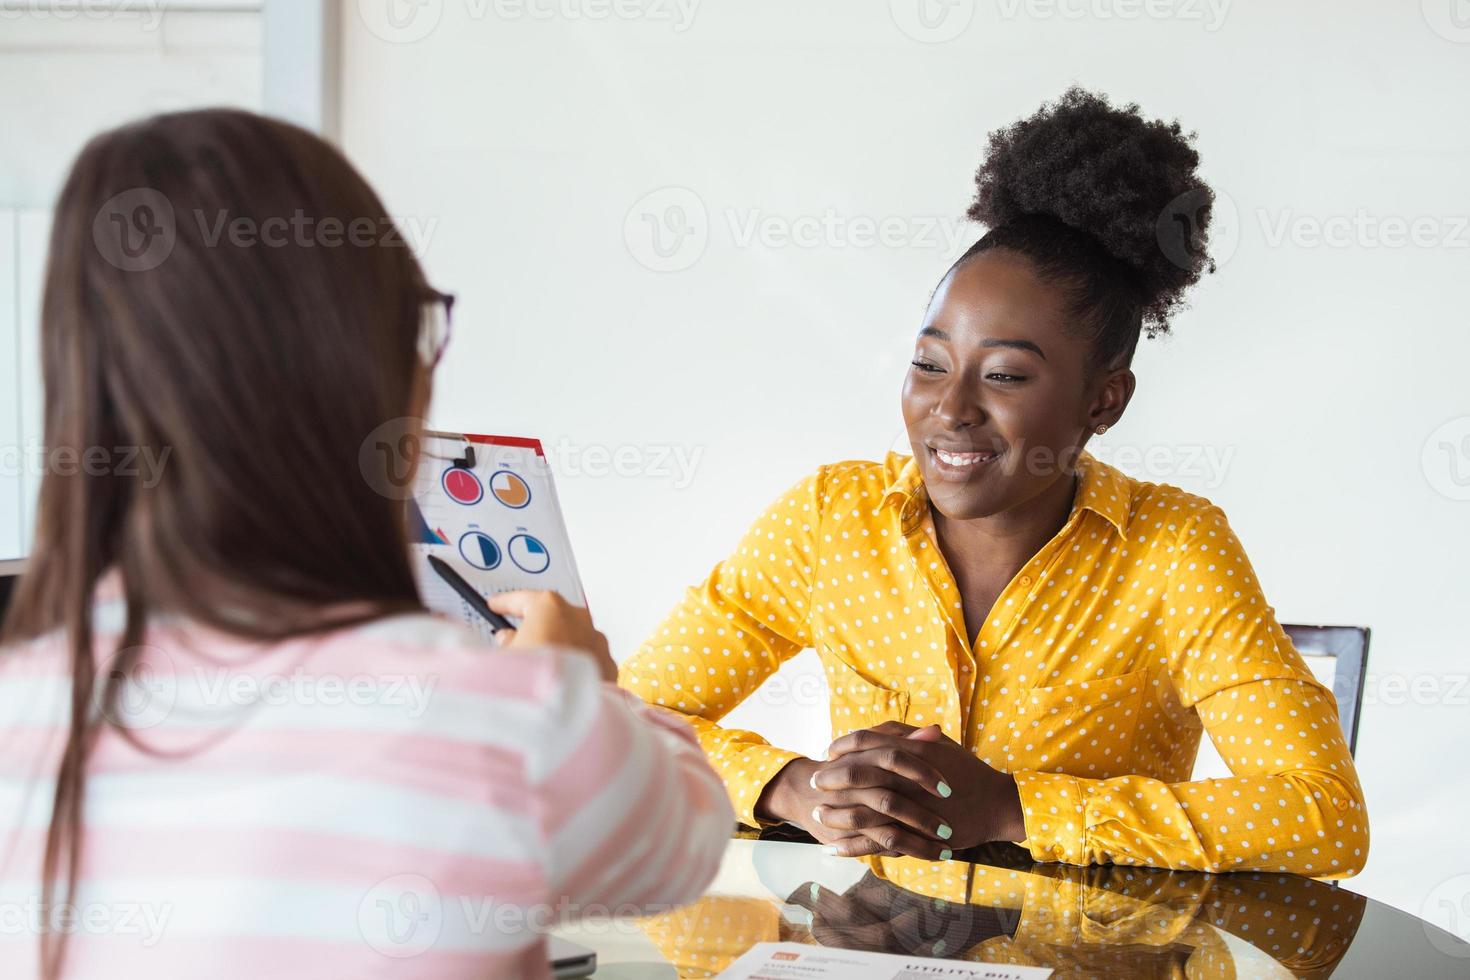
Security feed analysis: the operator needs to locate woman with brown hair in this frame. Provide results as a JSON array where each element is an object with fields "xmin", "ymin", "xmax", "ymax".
[{"xmin": 0, "ymin": 109, "xmax": 732, "ymax": 978}]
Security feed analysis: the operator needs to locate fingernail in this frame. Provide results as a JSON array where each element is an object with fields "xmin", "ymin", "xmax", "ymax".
[
  {"xmin": 811, "ymin": 807, "xmax": 824, "ymax": 826},
  {"xmin": 936, "ymin": 781, "xmax": 952, "ymax": 798},
  {"xmin": 939, "ymin": 848, "xmax": 952, "ymax": 862},
  {"xmin": 809, "ymin": 883, "xmax": 820, "ymax": 901},
  {"xmin": 937, "ymin": 824, "xmax": 953, "ymax": 840},
  {"xmin": 822, "ymin": 845, "xmax": 839, "ymax": 856},
  {"xmin": 809, "ymin": 772, "xmax": 820, "ymax": 791}
]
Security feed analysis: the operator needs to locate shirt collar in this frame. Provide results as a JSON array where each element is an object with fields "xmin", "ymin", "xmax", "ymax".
[{"xmin": 882, "ymin": 450, "xmax": 1132, "ymax": 537}]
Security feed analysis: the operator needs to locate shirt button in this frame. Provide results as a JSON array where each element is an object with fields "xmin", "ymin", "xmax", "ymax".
[{"xmin": 1020, "ymin": 575, "xmax": 1033, "ymax": 587}]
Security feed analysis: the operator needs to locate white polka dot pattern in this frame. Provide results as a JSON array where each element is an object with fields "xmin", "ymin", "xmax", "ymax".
[{"xmin": 619, "ymin": 452, "xmax": 1369, "ymax": 875}]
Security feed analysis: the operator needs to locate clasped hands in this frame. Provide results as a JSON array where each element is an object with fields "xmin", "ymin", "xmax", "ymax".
[{"xmin": 757, "ymin": 722, "xmax": 1025, "ymax": 860}]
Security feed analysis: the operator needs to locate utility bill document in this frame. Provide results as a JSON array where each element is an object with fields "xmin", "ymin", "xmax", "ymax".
[{"xmin": 715, "ymin": 943, "xmax": 1052, "ymax": 979}]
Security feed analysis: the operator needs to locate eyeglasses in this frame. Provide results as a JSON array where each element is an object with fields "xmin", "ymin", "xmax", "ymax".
[{"xmin": 418, "ymin": 290, "xmax": 455, "ymax": 370}]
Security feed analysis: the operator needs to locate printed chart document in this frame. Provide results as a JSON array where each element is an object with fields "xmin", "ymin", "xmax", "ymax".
[
  {"xmin": 715, "ymin": 943, "xmax": 1051, "ymax": 980},
  {"xmin": 408, "ymin": 432, "xmax": 585, "ymax": 642}
]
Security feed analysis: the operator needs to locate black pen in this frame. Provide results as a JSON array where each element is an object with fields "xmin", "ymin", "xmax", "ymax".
[{"xmin": 427, "ymin": 555, "xmax": 516, "ymax": 633}]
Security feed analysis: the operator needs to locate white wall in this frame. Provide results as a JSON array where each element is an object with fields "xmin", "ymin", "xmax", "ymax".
[
  {"xmin": 0, "ymin": 4, "xmax": 264, "ymax": 562},
  {"xmin": 353, "ymin": 0, "xmax": 1470, "ymax": 935}
]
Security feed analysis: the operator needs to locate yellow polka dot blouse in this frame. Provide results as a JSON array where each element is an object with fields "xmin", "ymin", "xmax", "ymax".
[{"xmin": 619, "ymin": 452, "xmax": 1368, "ymax": 876}]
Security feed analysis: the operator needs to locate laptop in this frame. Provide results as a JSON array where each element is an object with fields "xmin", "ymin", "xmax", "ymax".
[{"xmin": 549, "ymin": 936, "xmax": 598, "ymax": 978}]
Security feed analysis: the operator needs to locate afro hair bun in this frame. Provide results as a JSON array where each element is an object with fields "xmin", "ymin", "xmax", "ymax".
[{"xmin": 968, "ymin": 86, "xmax": 1216, "ymax": 337}]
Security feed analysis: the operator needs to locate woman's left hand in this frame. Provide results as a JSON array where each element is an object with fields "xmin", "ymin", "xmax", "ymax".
[{"xmin": 816, "ymin": 722, "xmax": 1026, "ymax": 859}]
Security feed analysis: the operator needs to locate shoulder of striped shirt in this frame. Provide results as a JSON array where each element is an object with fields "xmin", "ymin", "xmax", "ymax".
[{"xmin": 1, "ymin": 603, "xmax": 583, "ymax": 691}]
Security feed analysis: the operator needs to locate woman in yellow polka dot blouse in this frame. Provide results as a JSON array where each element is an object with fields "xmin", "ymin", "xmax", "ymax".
[{"xmin": 620, "ymin": 88, "xmax": 1368, "ymax": 876}]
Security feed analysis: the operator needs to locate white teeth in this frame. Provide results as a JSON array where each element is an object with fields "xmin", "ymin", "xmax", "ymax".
[{"xmin": 935, "ymin": 449, "xmax": 995, "ymax": 467}]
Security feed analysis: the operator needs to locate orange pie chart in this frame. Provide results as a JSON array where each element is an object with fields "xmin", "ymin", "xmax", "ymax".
[{"xmin": 489, "ymin": 470, "xmax": 532, "ymax": 509}]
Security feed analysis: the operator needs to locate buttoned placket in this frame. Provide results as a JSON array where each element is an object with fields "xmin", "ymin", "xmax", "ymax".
[{"xmin": 898, "ymin": 486, "xmax": 1097, "ymax": 753}]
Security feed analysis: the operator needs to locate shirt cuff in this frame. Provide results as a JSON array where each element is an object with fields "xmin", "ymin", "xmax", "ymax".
[
  {"xmin": 725, "ymin": 744, "xmax": 805, "ymax": 830},
  {"xmin": 1012, "ymin": 769, "xmax": 1088, "ymax": 865}
]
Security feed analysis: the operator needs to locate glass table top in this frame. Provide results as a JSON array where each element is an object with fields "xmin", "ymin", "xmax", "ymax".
[{"xmin": 552, "ymin": 837, "xmax": 1470, "ymax": 978}]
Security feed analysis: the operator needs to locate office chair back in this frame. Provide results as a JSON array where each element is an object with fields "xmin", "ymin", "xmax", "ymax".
[{"xmin": 1282, "ymin": 623, "xmax": 1370, "ymax": 757}]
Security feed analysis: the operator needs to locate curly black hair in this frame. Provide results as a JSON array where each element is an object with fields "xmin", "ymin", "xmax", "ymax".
[{"xmin": 958, "ymin": 86, "xmax": 1216, "ymax": 372}]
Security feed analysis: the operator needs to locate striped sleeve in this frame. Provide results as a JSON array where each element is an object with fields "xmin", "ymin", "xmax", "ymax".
[{"xmin": 528, "ymin": 651, "xmax": 734, "ymax": 918}]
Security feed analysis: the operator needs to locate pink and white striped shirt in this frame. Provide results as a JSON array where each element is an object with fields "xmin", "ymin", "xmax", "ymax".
[{"xmin": 0, "ymin": 606, "xmax": 734, "ymax": 978}]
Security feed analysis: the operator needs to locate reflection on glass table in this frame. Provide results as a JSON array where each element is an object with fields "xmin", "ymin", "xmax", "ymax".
[{"xmin": 552, "ymin": 836, "xmax": 1470, "ymax": 979}]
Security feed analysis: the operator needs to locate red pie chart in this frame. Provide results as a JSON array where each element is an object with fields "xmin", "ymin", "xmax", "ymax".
[{"xmin": 441, "ymin": 467, "xmax": 483, "ymax": 505}]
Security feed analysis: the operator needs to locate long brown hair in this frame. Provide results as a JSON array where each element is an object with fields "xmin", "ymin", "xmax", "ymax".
[{"xmin": 0, "ymin": 109, "xmax": 437, "ymax": 978}]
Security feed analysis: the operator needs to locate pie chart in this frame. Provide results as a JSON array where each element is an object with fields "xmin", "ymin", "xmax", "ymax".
[
  {"xmin": 442, "ymin": 466, "xmax": 483, "ymax": 506},
  {"xmin": 508, "ymin": 533, "xmax": 550, "ymax": 574},
  {"xmin": 490, "ymin": 470, "xmax": 532, "ymax": 509},
  {"xmin": 458, "ymin": 531, "xmax": 502, "ymax": 571}
]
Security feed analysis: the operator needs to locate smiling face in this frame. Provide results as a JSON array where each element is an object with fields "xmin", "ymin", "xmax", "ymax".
[{"xmin": 901, "ymin": 249, "xmax": 1134, "ymax": 523}]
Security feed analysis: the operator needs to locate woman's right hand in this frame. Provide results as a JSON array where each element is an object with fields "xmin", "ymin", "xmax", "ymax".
[{"xmin": 486, "ymin": 590, "xmax": 616, "ymax": 683}]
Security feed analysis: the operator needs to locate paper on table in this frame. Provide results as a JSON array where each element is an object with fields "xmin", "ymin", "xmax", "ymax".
[
  {"xmin": 714, "ymin": 942, "xmax": 1052, "ymax": 980},
  {"xmin": 409, "ymin": 432, "xmax": 585, "ymax": 643}
]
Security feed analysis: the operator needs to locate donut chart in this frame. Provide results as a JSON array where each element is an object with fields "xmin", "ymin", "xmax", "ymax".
[
  {"xmin": 441, "ymin": 466, "xmax": 483, "ymax": 506},
  {"xmin": 458, "ymin": 531, "xmax": 502, "ymax": 571},
  {"xmin": 489, "ymin": 470, "xmax": 532, "ymax": 509},
  {"xmin": 507, "ymin": 533, "xmax": 551, "ymax": 574}
]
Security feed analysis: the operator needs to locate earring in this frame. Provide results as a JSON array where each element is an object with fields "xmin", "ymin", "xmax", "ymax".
[{"xmin": 1095, "ymin": 424, "xmax": 1109, "ymax": 435}]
